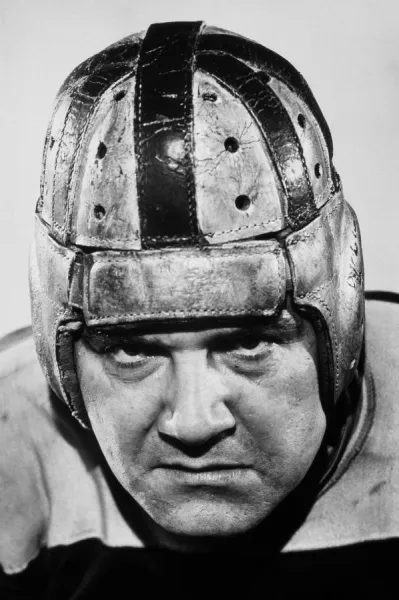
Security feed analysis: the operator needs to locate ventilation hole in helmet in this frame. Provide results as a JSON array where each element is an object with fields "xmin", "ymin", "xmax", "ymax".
[
  {"xmin": 96, "ymin": 142, "xmax": 107, "ymax": 159},
  {"xmin": 314, "ymin": 163, "xmax": 322, "ymax": 178},
  {"xmin": 114, "ymin": 90, "xmax": 126, "ymax": 102},
  {"xmin": 235, "ymin": 195, "xmax": 251, "ymax": 211},
  {"xmin": 94, "ymin": 204, "xmax": 106, "ymax": 220},
  {"xmin": 224, "ymin": 137, "xmax": 239, "ymax": 153},
  {"xmin": 297, "ymin": 114, "xmax": 306, "ymax": 128},
  {"xmin": 202, "ymin": 92, "xmax": 217, "ymax": 102}
]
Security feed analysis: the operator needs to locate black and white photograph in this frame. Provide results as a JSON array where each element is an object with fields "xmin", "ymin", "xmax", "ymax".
[{"xmin": 1, "ymin": 1, "xmax": 398, "ymax": 597}]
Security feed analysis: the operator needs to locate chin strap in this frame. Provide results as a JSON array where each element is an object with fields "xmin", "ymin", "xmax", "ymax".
[
  {"xmin": 315, "ymin": 341, "xmax": 375, "ymax": 498},
  {"xmin": 56, "ymin": 320, "xmax": 91, "ymax": 429}
]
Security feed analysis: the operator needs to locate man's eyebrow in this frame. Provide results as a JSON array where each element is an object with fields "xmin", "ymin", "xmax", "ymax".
[
  {"xmin": 83, "ymin": 310, "xmax": 303, "ymax": 346},
  {"xmin": 82, "ymin": 327, "xmax": 154, "ymax": 348}
]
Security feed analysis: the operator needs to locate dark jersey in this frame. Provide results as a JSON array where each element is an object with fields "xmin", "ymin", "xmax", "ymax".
[{"xmin": 1, "ymin": 295, "xmax": 399, "ymax": 598}]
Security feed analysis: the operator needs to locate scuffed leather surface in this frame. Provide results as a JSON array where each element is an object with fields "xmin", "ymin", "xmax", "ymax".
[
  {"xmin": 69, "ymin": 75, "xmax": 141, "ymax": 249},
  {"xmin": 38, "ymin": 22, "xmax": 337, "ymax": 251},
  {"xmin": 286, "ymin": 190, "xmax": 365, "ymax": 402},
  {"xmin": 30, "ymin": 215, "xmax": 286, "ymax": 418},
  {"xmin": 269, "ymin": 78, "xmax": 332, "ymax": 210},
  {"xmin": 40, "ymin": 38, "xmax": 141, "ymax": 244},
  {"xmin": 196, "ymin": 52, "xmax": 317, "ymax": 230},
  {"xmin": 194, "ymin": 71, "xmax": 284, "ymax": 243},
  {"xmin": 197, "ymin": 32, "xmax": 333, "ymax": 160},
  {"xmin": 134, "ymin": 21, "xmax": 203, "ymax": 246},
  {"xmin": 79, "ymin": 241, "xmax": 285, "ymax": 325}
]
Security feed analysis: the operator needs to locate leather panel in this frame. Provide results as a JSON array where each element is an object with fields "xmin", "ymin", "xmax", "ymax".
[
  {"xmin": 269, "ymin": 78, "xmax": 332, "ymax": 210},
  {"xmin": 197, "ymin": 53, "xmax": 317, "ymax": 229},
  {"xmin": 197, "ymin": 33, "xmax": 333, "ymax": 159},
  {"xmin": 79, "ymin": 241, "xmax": 285, "ymax": 325},
  {"xmin": 69, "ymin": 76, "xmax": 141, "ymax": 249},
  {"xmin": 40, "ymin": 42, "xmax": 140, "ymax": 243},
  {"xmin": 134, "ymin": 22, "xmax": 203, "ymax": 247},
  {"xmin": 193, "ymin": 71, "xmax": 284, "ymax": 242}
]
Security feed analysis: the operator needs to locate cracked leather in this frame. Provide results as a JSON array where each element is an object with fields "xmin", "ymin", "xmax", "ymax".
[
  {"xmin": 197, "ymin": 32, "xmax": 333, "ymax": 159},
  {"xmin": 78, "ymin": 242, "xmax": 285, "ymax": 325},
  {"xmin": 134, "ymin": 21, "xmax": 203, "ymax": 246},
  {"xmin": 196, "ymin": 52, "xmax": 317, "ymax": 230}
]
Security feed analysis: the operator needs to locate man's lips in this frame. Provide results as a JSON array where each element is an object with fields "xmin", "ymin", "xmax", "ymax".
[
  {"xmin": 157, "ymin": 463, "xmax": 251, "ymax": 472},
  {"xmin": 153, "ymin": 463, "xmax": 253, "ymax": 485}
]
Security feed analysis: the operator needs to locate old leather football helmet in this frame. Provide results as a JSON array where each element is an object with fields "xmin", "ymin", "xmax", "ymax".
[{"xmin": 30, "ymin": 22, "xmax": 364, "ymax": 460}]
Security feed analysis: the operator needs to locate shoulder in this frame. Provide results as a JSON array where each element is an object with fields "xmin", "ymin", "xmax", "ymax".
[
  {"xmin": 0, "ymin": 328, "xmax": 141, "ymax": 577},
  {"xmin": 364, "ymin": 292, "xmax": 399, "ymax": 379},
  {"xmin": 365, "ymin": 291, "xmax": 399, "ymax": 342},
  {"xmin": 0, "ymin": 328, "xmax": 51, "ymax": 574},
  {"xmin": 285, "ymin": 292, "xmax": 399, "ymax": 552},
  {"xmin": 364, "ymin": 293, "xmax": 399, "ymax": 450}
]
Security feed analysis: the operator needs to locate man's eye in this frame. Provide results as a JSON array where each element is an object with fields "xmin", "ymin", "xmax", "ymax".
[
  {"xmin": 231, "ymin": 336, "xmax": 272, "ymax": 357},
  {"xmin": 215, "ymin": 334, "xmax": 273, "ymax": 359},
  {"xmin": 109, "ymin": 347, "xmax": 153, "ymax": 366},
  {"xmin": 237, "ymin": 336, "xmax": 264, "ymax": 351}
]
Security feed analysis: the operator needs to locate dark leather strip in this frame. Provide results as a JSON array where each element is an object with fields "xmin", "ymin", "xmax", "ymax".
[
  {"xmin": 198, "ymin": 33, "xmax": 333, "ymax": 159},
  {"xmin": 197, "ymin": 52, "xmax": 317, "ymax": 229},
  {"xmin": 134, "ymin": 22, "xmax": 204, "ymax": 247},
  {"xmin": 58, "ymin": 41, "xmax": 141, "ymax": 100}
]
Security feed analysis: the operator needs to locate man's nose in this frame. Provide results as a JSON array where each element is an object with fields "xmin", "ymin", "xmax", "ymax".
[{"xmin": 157, "ymin": 351, "xmax": 236, "ymax": 445}]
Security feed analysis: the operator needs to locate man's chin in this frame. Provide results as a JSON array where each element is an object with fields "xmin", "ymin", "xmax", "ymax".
[
  {"xmin": 137, "ymin": 495, "xmax": 274, "ymax": 540},
  {"xmin": 118, "ymin": 469, "xmax": 283, "ymax": 543}
]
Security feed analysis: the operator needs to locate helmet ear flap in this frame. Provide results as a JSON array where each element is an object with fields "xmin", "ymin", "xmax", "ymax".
[
  {"xmin": 286, "ymin": 190, "xmax": 365, "ymax": 410},
  {"xmin": 335, "ymin": 201, "xmax": 365, "ymax": 391},
  {"xmin": 285, "ymin": 194, "xmax": 364, "ymax": 492},
  {"xmin": 29, "ymin": 218, "xmax": 88, "ymax": 423}
]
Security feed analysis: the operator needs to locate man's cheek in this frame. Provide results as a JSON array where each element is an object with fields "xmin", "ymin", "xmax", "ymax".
[
  {"xmin": 247, "ymin": 399, "xmax": 324, "ymax": 480},
  {"xmin": 274, "ymin": 403, "xmax": 326, "ymax": 486},
  {"xmin": 89, "ymin": 403, "xmax": 136, "ymax": 458}
]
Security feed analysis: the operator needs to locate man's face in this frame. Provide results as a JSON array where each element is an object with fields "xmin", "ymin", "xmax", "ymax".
[{"xmin": 75, "ymin": 308, "xmax": 325, "ymax": 540}]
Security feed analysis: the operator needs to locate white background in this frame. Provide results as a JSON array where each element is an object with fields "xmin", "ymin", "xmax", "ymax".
[{"xmin": 0, "ymin": 0, "xmax": 398, "ymax": 337}]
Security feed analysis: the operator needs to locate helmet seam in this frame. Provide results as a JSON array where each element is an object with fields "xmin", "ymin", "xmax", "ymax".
[
  {"xmin": 85, "ymin": 246, "xmax": 281, "ymax": 261},
  {"xmin": 85, "ymin": 308, "xmax": 281, "ymax": 323}
]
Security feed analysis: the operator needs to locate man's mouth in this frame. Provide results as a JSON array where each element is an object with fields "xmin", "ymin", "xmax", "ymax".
[{"xmin": 154, "ymin": 463, "xmax": 253, "ymax": 485}]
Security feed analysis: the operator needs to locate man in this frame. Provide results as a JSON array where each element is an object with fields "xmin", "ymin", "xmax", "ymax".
[{"xmin": 1, "ymin": 21, "xmax": 398, "ymax": 597}]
